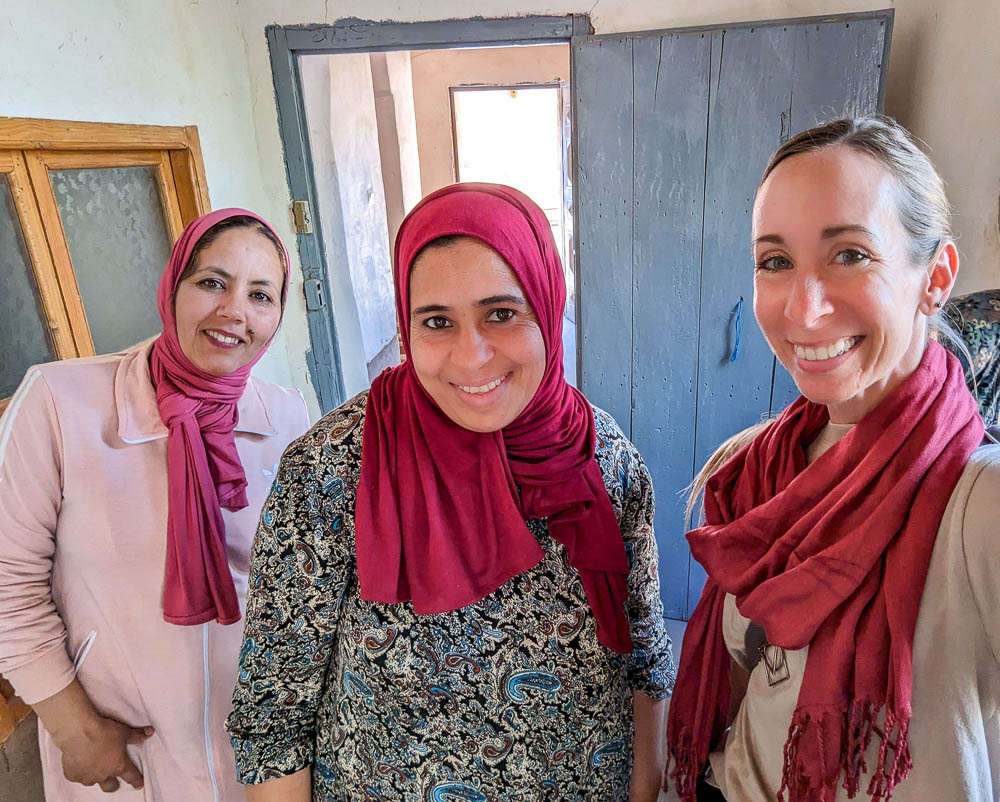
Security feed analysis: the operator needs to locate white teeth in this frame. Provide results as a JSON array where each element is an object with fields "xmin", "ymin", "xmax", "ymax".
[
  {"xmin": 794, "ymin": 336, "xmax": 857, "ymax": 361},
  {"xmin": 458, "ymin": 376, "xmax": 506, "ymax": 395},
  {"xmin": 207, "ymin": 330, "xmax": 240, "ymax": 345}
]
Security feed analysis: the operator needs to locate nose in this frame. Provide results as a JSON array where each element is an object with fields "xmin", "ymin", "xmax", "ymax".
[
  {"xmin": 451, "ymin": 324, "xmax": 493, "ymax": 370},
  {"xmin": 784, "ymin": 270, "xmax": 833, "ymax": 329},
  {"xmin": 215, "ymin": 290, "xmax": 247, "ymax": 324}
]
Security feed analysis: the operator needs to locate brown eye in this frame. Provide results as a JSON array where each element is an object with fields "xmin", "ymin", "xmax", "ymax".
[
  {"xmin": 488, "ymin": 308, "xmax": 516, "ymax": 323},
  {"xmin": 423, "ymin": 316, "xmax": 451, "ymax": 330}
]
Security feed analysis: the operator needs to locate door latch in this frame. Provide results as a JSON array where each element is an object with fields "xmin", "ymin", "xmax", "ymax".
[{"xmin": 303, "ymin": 278, "xmax": 325, "ymax": 311}]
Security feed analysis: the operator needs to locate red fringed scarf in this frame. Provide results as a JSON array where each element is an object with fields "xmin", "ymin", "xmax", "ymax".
[
  {"xmin": 665, "ymin": 341, "xmax": 983, "ymax": 801},
  {"xmin": 150, "ymin": 209, "xmax": 289, "ymax": 626}
]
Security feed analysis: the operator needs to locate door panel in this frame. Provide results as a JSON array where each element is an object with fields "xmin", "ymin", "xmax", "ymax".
[
  {"xmin": 572, "ymin": 11, "xmax": 892, "ymax": 619},
  {"xmin": 629, "ymin": 32, "xmax": 711, "ymax": 619},
  {"xmin": 689, "ymin": 25, "xmax": 803, "ymax": 610},
  {"xmin": 574, "ymin": 35, "xmax": 634, "ymax": 433}
]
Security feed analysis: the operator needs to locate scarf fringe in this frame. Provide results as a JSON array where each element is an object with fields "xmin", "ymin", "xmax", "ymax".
[
  {"xmin": 665, "ymin": 729, "xmax": 701, "ymax": 802},
  {"xmin": 866, "ymin": 709, "xmax": 912, "ymax": 802},
  {"xmin": 777, "ymin": 704, "xmax": 913, "ymax": 802}
]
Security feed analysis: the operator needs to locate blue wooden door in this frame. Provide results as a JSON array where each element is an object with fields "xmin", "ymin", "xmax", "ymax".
[{"xmin": 573, "ymin": 12, "xmax": 892, "ymax": 619}]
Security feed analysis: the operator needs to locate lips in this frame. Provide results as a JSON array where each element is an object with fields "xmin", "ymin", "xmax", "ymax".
[
  {"xmin": 792, "ymin": 336, "xmax": 859, "ymax": 362},
  {"xmin": 454, "ymin": 373, "xmax": 510, "ymax": 395},
  {"xmin": 204, "ymin": 329, "xmax": 244, "ymax": 346}
]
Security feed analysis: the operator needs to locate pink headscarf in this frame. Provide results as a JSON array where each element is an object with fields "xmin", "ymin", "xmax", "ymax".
[
  {"xmin": 355, "ymin": 183, "xmax": 632, "ymax": 653},
  {"xmin": 149, "ymin": 208, "xmax": 289, "ymax": 626}
]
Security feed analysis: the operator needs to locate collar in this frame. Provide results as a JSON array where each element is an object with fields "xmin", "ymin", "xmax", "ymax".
[{"xmin": 115, "ymin": 339, "xmax": 278, "ymax": 444}]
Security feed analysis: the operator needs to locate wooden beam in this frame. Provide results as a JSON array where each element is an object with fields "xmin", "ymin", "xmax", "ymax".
[{"xmin": 0, "ymin": 117, "xmax": 194, "ymax": 151}]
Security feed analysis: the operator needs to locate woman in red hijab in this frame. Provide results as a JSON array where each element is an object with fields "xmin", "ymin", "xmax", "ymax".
[
  {"xmin": 228, "ymin": 184, "xmax": 675, "ymax": 801},
  {"xmin": 0, "ymin": 209, "xmax": 309, "ymax": 800},
  {"xmin": 665, "ymin": 117, "xmax": 999, "ymax": 802}
]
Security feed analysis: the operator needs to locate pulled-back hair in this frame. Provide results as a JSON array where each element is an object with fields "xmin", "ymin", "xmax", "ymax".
[{"xmin": 762, "ymin": 116, "xmax": 952, "ymax": 269}]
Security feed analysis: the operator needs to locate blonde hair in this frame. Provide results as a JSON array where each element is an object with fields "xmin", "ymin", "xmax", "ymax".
[{"xmin": 684, "ymin": 419, "xmax": 775, "ymax": 526}]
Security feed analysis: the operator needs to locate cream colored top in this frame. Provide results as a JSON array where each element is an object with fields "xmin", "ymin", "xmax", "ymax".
[{"xmin": 708, "ymin": 426, "xmax": 1000, "ymax": 801}]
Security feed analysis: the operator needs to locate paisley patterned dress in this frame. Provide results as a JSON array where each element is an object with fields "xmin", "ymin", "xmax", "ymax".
[
  {"xmin": 942, "ymin": 288, "xmax": 1000, "ymax": 427},
  {"xmin": 226, "ymin": 391, "xmax": 675, "ymax": 801}
]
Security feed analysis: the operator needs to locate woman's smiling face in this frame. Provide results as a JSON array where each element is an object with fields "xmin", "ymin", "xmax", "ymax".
[
  {"xmin": 407, "ymin": 236, "xmax": 546, "ymax": 433},
  {"xmin": 752, "ymin": 145, "xmax": 954, "ymax": 423},
  {"xmin": 173, "ymin": 227, "xmax": 284, "ymax": 376}
]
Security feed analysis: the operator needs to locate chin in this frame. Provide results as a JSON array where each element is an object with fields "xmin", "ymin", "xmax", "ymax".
[{"xmin": 453, "ymin": 414, "xmax": 504, "ymax": 433}]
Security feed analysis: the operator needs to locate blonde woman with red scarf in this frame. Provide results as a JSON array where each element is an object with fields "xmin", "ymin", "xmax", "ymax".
[
  {"xmin": 227, "ymin": 184, "xmax": 675, "ymax": 802},
  {"xmin": 665, "ymin": 117, "xmax": 1000, "ymax": 802},
  {"xmin": 0, "ymin": 209, "xmax": 309, "ymax": 799}
]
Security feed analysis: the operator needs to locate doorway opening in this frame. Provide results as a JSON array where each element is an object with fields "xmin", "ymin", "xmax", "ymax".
[{"xmin": 296, "ymin": 42, "xmax": 575, "ymax": 396}]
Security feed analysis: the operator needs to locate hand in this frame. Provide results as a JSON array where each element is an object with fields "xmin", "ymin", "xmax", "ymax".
[{"xmin": 54, "ymin": 713, "xmax": 153, "ymax": 792}]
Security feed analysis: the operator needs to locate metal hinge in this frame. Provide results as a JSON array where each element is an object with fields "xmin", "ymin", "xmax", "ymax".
[
  {"xmin": 291, "ymin": 200, "xmax": 313, "ymax": 234},
  {"xmin": 303, "ymin": 279, "xmax": 325, "ymax": 311}
]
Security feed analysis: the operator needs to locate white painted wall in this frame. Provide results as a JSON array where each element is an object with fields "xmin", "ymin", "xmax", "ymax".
[
  {"xmin": 299, "ymin": 54, "xmax": 371, "ymax": 397},
  {"xmin": 316, "ymin": 54, "xmax": 396, "ymax": 372},
  {"xmin": 4, "ymin": 0, "xmax": 999, "ymax": 422},
  {"xmin": 386, "ymin": 51, "xmax": 424, "ymax": 217}
]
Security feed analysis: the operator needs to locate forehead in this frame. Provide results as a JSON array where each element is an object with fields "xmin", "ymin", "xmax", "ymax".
[
  {"xmin": 753, "ymin": 146, "xmax": 900, "ymax": 239},
  {"xmin": 193, "ymin": 227, "xmax": 283, "ymax": 275},
  {"xmin": 409, "ymin": 237, "xmax": 524, "ymax": 299}
]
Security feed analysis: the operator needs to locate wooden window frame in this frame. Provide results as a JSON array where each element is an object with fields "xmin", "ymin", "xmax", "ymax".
[
  {"xmin": 0, "ymin": 117, "xmax": 211, "ymax": 417},
  {"xmin": 0, "ymin": 119, "xmax": 210, "ymax": 737}
]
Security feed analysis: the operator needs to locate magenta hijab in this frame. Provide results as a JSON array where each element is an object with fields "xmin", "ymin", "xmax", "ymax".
[
  {"xmin": 149, "ymin": 208, "xmax": 289, "ymax": 626},
  {"xmin": 355, "ymin": 183, "xmax": 633, "ymax": 653}
]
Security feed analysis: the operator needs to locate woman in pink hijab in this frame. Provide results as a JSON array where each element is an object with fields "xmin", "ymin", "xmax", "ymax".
[
  {"xmin": 228, "ymin": 184, "xmax": 675, "ymax": 802},
  {"xmin": 0, "ymin": 209, "xmax": 309, "ymax": 800}
]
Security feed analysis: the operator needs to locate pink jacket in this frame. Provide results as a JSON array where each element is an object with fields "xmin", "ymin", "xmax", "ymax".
[{"xmin": 0, "ymin": 341, "xmax": 309, "ymax": 800}]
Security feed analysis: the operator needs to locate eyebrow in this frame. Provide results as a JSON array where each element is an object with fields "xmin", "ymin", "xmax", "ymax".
[
  {"xmin": 411, "ymin": 293, "xmax": 527, "ymax": 316},
  {"xmin": 197, "ymin": 265, "xmax": 278, "ymax": 288},
  {"xmin": 820, "ymin": 224, "xmax": 876, "ymax": 240},
  {"xmin": 753, "ymin": 224, "xmax": 877, "ymax": 247}
]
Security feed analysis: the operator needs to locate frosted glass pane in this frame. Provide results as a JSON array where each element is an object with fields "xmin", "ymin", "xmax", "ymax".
[
  {"xmin": 0, "ymin": 175, "xmax": 56, "ymax": 397},
  {"xmin": 52, "ymin": 166, "xmax": 170, "ymax": 354}
]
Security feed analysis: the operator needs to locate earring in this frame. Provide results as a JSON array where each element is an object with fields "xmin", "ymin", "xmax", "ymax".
[{"xmin": 933, "ymin": 301, "xmax": 944, "ymax": 309}]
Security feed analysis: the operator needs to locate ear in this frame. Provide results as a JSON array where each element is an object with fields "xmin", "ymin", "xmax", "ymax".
[{"xmin": 919, "ymin": 240, "xmax": 959, "ymax": 314}]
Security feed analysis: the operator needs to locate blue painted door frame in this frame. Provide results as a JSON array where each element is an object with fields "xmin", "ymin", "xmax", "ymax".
[
  {"xmin": 573, "ymin": 10, "xmax": 893, "ymax": 619},
  {"xmin": 266, "ymin": 15, "xmax": 590, "ymax": 412}
]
